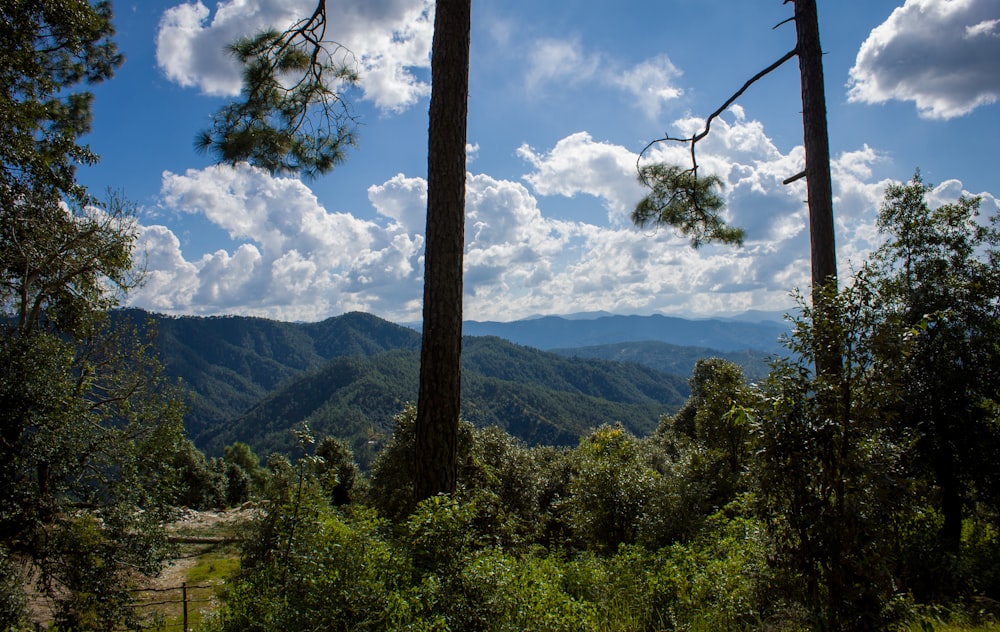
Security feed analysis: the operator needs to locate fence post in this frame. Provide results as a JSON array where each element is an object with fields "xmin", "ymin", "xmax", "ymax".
[{"xmin": 182, "ymin": 582, "xmax": 188, "ymax": 631}]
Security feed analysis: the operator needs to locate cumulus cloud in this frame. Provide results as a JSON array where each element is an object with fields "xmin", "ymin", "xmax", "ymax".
[
  {"xmin": 134, "ymin": 163, "xmax": 424, "ymax": 321},
  {"xmin": 514, "ymin": 110, "xmax": 897, "ymax": 318},
  {"xmin": 156, "ymin": 0, "xmax": 433, "ymax": 112},
  {"xmin": 848, "ymin": 0, "xmax": 1000, "ymax": 118},
  {"xmin": 517, "ymin": 132, "xmax": 641, "ymax": 224},
  {"xmin": 128, "ymin": 108, "xmax": 993, "ymax": 322}
]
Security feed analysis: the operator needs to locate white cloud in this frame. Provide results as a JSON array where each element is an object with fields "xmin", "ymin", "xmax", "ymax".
[
  {"xmin": 613, "ymin": 55, "xmax": 684, "ymax": 119},
  {"xmin": 514, "ymin": 111, "xmax": 897, "ymax": 318},
  {"xmin": 523, "ymin": 36, "xmax": 683, "ymax": 119},
  {"xmin": 156, "ymin": 0, "xmax": 433, "ymax": 112},
  {"xmin": 517, "ymin": 132, "xmax": 641, "ymax": 224},
  {"xmin": 848, "ymin": 0, "xmax": 1000, "ymax": 119},
  {"xmin": 129, "ymin": 110, "xmax": 995, "ymax": 323},
  {"xmin": 367, "ymin": 173, "xmax": 427, "ymax": 235},
  {"xmin": 138, "ymin": 163, "xmax": 424, "ymax": 321},
  {"xmin": 524, "ymin": 37, "xmax": 601, "ymax": 93}
]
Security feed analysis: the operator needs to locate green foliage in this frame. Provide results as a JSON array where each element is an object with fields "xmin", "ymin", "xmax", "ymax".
[
  {"xmin": 0, "ymin": 0, "xmax": 123, "ymax": 207},
  {"xmin": 223, "ymin": 441, "xmax": 269, "ymax": 499},
  {"xmin": 751, "ymin": 282, "xmax": 910, "ymax": 630},
  {"xmin": 0, "ymin": 544, "xmax": 29, "ymax": 630},
  {"xmin": 195, "ymin": 8, "xmax": 359, "ymax": 177},
  {"xmin": 633, "ymin": 164, "xmax": 745, "ymax": 248},
  {"xmin": 664, "ymin": 358, "xmax": 755, "ymax": 468},
  {"xmin": 367, "ymin": 404, "xmax": 478, "ymax": 523},
  {"xmin": 1, "ymin": 6, "xmax": 186, "ymax": 621},
  {"xmin": 561, "ymin": 425, "xmax": 662, "ymax": 552},
  {"xmin": 314, "ymin": 434, "xmax": 360, "ymax": 506},
  {"xmin": 649, "ymin": 504, "xmax": 772, "ymax": 630},
  {"xmin": 170, "ymin": 438, "xmax": 227, "ymax": 509},
  {"xmin": 869, "ymin": 172, "xmax": 1000, "ymax": 564}
]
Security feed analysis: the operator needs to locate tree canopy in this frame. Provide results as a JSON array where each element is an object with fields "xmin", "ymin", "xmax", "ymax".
[
  {"xmin": 0, "ymin": 2, "xmax": 186, "ymax": 627},
  {"xmin": 194, "ymin": 1, "xmax": 359, "ymax": 178},
  {"xmin": 0, "ymin": 0, "xmax": 123, "ymax": 207}
]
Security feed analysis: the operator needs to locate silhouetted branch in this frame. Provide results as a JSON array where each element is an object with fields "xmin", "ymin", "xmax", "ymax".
[{"xmin": 637, "ymin": 47, "xmax": 797, "ymax": 181}]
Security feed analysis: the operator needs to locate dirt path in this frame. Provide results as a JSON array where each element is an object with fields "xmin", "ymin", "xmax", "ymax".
[{"xmin": 25, "ymin": 508, "xmax": 248, "ymax": 627}]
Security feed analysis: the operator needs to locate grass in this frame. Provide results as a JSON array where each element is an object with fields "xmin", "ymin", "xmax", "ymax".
[
  {"xmin": 131, "ymin": 508, "xmax": 247, "ymax": 631},
  {"xmin": 896, "ymin": 603, "xmax": 1000, "ymax": 632},
  {"xmin": 133, "ymin": 544, "xmax": 240, "ymax": 631}
]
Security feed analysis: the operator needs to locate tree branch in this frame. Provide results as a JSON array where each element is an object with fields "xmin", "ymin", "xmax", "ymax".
[{"xmin": 637, "ymin": 47, "xmax": 797, "ymax": 176}]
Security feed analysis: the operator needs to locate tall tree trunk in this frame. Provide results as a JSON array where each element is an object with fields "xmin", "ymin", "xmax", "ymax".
[
  {"xmin": 794, "ymin": 0, "xmax": 839, "ymax": 378},
  {"xmin": 414, "ymin": 0, "xmax": 472, "ymax": 502}
]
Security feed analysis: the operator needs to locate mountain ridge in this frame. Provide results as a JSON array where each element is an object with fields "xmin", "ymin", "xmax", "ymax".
[
  {"xmin": 114, "ymin": 309, "xmax": 783, "ymax": 464},
  {"xmin": 464, "ymin": 313, "xmax": 787, "ymax": 353}
]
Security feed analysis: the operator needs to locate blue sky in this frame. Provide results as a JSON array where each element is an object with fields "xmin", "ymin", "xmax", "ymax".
[{"xmin": 76, "ymin": 0, "xmax": 1000, "ymax": 323}]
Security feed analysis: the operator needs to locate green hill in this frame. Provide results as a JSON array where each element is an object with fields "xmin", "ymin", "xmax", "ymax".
[
  {"xmin": 199, "ymin": 337, "xmax": 688, "ymax": 468},
  {"xmin": 115, "ymin": 310, "xmax": 688, "ymax": 466},
  {"xmin": 550, "ymin": 340, "xmax": 775, "ymax": 382}
]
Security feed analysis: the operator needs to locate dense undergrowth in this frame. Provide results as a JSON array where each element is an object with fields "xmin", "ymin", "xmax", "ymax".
[{"xmin": 200, "ymin": 401, "xmax": 1000, "ymax": 632}]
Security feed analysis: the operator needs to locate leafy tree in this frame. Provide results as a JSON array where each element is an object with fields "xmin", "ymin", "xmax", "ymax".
[
  {"xmin": 224, "ymin": 440, "xmax": 269, "ymax": 493},
  {"xmin": 0, "ymin": 191, "xmax": 186, "ymax": 625},
  {"xmin": 313, "ymin": 434, "xmax": 359, "ymax": 506},
  {"xmin": 170, "ymin": 438, "xmax": 227, "ymax": 509},
  {"xmin": 869, "ymin": 173, "xmax": 1000, "ymax": 560},
  {"xmin": 0, "ymin": 3, "xmax": 185, "ymax": 625},
  {"xmin": 0, "ymin": 0, "xmax": 123, "ymax": 209},
  {"xmin": 561, "ymin": 424, "xmax": 662, "ymax": 552},
  {"xmin": 643, "ymin": 358, "xmax": 758, "ymax": 545},
  {"xmin": 664, "ymin": 357, "xmax": 754, "ymax": 471},
  {"xmin": 751, "ymin": 281, "xmax": 907, "ymax": 631}
]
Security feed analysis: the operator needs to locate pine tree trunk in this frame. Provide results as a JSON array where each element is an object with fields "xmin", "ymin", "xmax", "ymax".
[
  {"xmin": 794, "ymin": 0, "xmax": 840, "ymax": 378},
  {"xmin": 414, "ymin": 0, "xmax": 472, "ymax": 502}
]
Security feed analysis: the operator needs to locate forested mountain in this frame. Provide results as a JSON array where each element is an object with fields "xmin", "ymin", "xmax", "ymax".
[
  {"xmin": 115, "ymin": 310, "xmax": 691, "ymax": 466},
  {"xmin": 114, "ymin": 309, "xmax": 421, "ymax": 436},
  {"xmin": 550, "ymin": 341, "xmax": 775, "ymax": 381},
  {"xmin": 463, "ymin": 313, "xmax": 788, "ymax": 353},
  {"xmin": 200, "ymin": 338, "xmax": 686, "ymax": 468}
]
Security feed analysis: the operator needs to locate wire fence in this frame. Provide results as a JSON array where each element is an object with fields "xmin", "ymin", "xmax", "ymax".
[{"xmin": 118, "ymin": 582, "xmax": 217, "ymax": 632}]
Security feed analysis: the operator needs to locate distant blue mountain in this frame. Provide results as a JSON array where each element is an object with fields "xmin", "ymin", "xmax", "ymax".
[{"xmin": 463, "ymin": 313, "xmax": 789, "ymax": 354}]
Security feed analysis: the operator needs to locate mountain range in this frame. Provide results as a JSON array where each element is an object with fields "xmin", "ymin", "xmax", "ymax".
[
  {"xmin": 114, "ymin": 309, "xmax": 785, "ymax": 466},
  {"xmin": 463, "ymin": 313, "xmax": 788, "ymax": 353}
]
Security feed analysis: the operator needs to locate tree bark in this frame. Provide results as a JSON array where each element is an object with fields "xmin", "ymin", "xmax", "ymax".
[
  {"xmin": 413, "ymin": 0, "xmax": 471, "ymax": 502},
  {"xmin": 794, "ymin": 0, "xmax": 835, "ymax": 291},
  {"xmin": 794, "ymin": 0, "xmax": 840, "ymax": 377}
]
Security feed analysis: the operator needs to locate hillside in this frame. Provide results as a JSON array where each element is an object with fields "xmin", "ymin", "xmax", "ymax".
[
  {"xmin": 550, "ymin": 341, "xmax": 776, "ymax": 382},
  {"xmin": 114, "ymin": 309, "xmax": 421, "ymax": 436},
  {"xmin": 198, "ymin": 337, "xmax": 688, "ymax": 467},
  {"xmin": 116, "ymin": 310, "xmax": 690, "ymax": 464}
]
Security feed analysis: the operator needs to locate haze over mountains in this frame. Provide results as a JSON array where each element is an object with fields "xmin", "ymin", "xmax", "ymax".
[
  {"xmin": 116, "ymin": 309, "xmax": 785, "ymax": 466},
  {"xmin": 463, "ymin": 313, "xmax": 788, "ymax": 354}
]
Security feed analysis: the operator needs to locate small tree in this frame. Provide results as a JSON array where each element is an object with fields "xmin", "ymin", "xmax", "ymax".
[
  {"xmin": 751, "ymin": 280, "xmax": 905, "ymax": 630},
  {"xmin": 869, "ymin": 173, "xmax": 1000, "ymax": 564}
]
